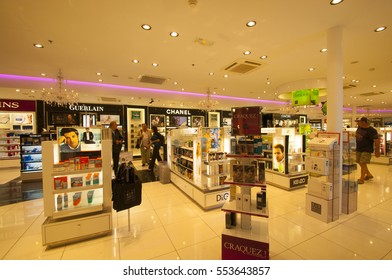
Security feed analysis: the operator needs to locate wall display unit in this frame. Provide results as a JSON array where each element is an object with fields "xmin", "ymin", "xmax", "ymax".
[
  {"xmin": 41, "ymin": 139, "xmax": 112, "ymax": 246},
  {"xmin": 20, "ymin": 133, "xmax": 55, "ymax": 181},
  {"xmin": 221, "ymin": 134, "xmax": 269, "ymax": 260},
  {"xmin": 167, "ymin": 127, "xmax": 231, "ymax": 210},
  {"xmin": 305, "ymin": 135, "xmax": 340, "ymax": 223},
  {"xmin": 263, "ymin": 128, "xmax": 308, "ymax": 191},
  {"xmin": 0, "ymin": 130, "xmax": 21, "ymax": 169},
  {"xmin": 208, "ymin": 112, "xmax": 220, "ymax": 127},
  {"xmin": 341, "ymin": 131, "xmax": 358, "ymax": 214},
  {"xmin": 127, "ymin": 108, "xmax": 145, "ymax": 157}
]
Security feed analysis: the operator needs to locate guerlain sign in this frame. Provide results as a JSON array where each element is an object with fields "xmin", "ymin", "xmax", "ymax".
[{"xmin": 69, "ymin": 104, "xmax": 104, "ymax": 112}]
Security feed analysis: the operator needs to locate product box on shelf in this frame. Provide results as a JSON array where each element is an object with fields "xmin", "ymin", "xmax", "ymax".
[
  {"xmin": 305, "ymin": 193, "xmax": 339, "ymax": 223},
  {"xmin": 307, "ymin": 177, "xmax": 334, "ymax": 200},
  {"xmin": 92, "ymin": 173, "xmax": 100, "ymax": 185},
  {"xmin": 305, "ymin": 156, "xmax": 330, "ymax": 175},
  {"xmin": 85, "ymin": 173, "xmax": 92, "ymax": 185},
  {"xmin": 342, "ymin": 178, "xmax": 358, "ymax": 193},
  {"xmin": 342, "ymin": 192, "xmax": 357, "ymax": 214},
  {"xmin": 70, "ymin": 176, "xmax": 83, "ymax": 188},
  {"xmin": 54, "ymin": 176, "xmax": 67, "ymax": 190}
]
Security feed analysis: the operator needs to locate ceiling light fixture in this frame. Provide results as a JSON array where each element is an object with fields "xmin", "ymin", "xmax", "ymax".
[
  {"xmin": 41, "ymin": 69, "xmax": 79, "ymax": 107},
  {"xmin": 170, "ymin": 31, "xmax": 179, "ymax": 37},
  {"xmin": 33, "ymin": 43, "xmax": 44, "ymax": 48},
  {"xmin": 330, "ymin": 0, "xmax": 344, "ymax": 5},
  {"xmin": 246, "ymin": 21, "xmax": 256, "ymax": 27},
  {"xmin": 149, "ymin": 98, "xmax": 154, "ymax": 104},
  {"xmin": 152, "ymin": 63, "xmax": 158, "ymax": 67},
  {"xmin": 198, "ymin": 88, "xmax": 219, "ymax": 111},
  {"xmin": 260, "ymin": 55, "xmax": 268, "ymax": 59},
  {"xmin": 244, "ymin": 51, "xmax": 251, "ymax": 55},
  {"xmin": 374, "ymin": 26, "xmax": 387, "ymax": 32},
  {"xmin": 320, "ymin": 48, "xmax": 328, "ymax": 52},
  {"xmin": 132, "ymin": 59, "xmax": 139, "ymax": 63},
  {"xmin": 141, "ymin": 24, "xmax": 151, "ymax": 30}
]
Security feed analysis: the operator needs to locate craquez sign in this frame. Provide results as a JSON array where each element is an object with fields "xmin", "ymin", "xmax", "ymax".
[
  {"xmin": 223, "ymin": 242, "xmax": 268, "ymax": 259},
  {"xmin": 231, "ymin": 106, "xmax": 262, "ymax": 136}
]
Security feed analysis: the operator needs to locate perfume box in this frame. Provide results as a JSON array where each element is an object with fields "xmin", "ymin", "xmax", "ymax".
[
  {"xmin": 242, "ymin": 194, "xmax": 251, "ymax": 211},
  {"xmin": 235, "ymin": 193, "xmax": 242, "ymax": 210},
  {"xmin": 54, "ymin": 176, "xmax": 67, "ymax": 190},
  {"xmin": 70, "ymin": 176, "xmax": 83, "ymax": 188}
]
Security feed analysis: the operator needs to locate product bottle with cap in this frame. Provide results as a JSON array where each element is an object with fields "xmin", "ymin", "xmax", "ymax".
[
  {"xmin": 57, "ymin": 194, "xmax": 63, "ymax": 211},
  {"xmin": 63, "ymin": 193, "xmax": 68, "ymax": 209}
]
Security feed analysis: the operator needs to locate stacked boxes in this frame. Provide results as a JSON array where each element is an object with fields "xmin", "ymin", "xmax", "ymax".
[{"xmin": 342, "ymin": 178, "xmax": 358, "ymax": 214}]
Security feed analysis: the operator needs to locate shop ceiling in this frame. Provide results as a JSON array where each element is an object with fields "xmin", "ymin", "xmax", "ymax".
[{"xmin": 0, "ymin": 0, "xmax": 391, "ymax": 118}]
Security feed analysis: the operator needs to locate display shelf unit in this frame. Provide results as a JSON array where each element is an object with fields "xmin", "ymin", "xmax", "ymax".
[
  {"xmin": 221, "ymin": 152, "xmax": 269, "ymax": 260},
  {"xmin": 167, "ymin": 127, "xmax": 231, "ymax": 210},
  {"xmin": 41, "ymin": 139, "xmax": 112, "ymax": 247},
  {"xmin": 305, "ymin": 135, "xmax": 340, "ymax": 223},
  {"xmin": 263, "ymin": 128, "xmax": 308, "ymax": 191},
  {"xmin": 20, "ymin": 134, "xmax": 55, "ymax": 181},
  {"xmin": 0, "ymin": 130, "xmax": 21, "ymax": 168},
  {"xmin": 127, "ymin": 107, "xmax": 145, "ymax": 157}
]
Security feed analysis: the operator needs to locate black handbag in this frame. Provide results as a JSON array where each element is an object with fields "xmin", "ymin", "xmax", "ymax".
[{"xmin": 112, "ymin": 163, "xmax": 142, "ymax": 212}]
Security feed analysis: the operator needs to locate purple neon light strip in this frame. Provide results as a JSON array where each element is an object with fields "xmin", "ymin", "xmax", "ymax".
[{"xmin": 2, "ymin": 73, "xmax": 392, "ymax": 112}]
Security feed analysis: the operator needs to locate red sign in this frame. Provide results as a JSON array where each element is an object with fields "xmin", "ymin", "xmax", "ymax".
[
  {"xmin": 231, "ymin": 106, "xmax": 262, "ymax": 136},
  {"xmin": 222, "ymin": 234, "xmax": 269, "ymax": 260},
  {"xmin": 0, "ymin": 99, "xmax": 36, "ymax": 111}
]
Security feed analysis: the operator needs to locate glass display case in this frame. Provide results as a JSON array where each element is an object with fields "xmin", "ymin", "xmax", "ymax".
[{"xmin": 20, "ymin": 133, "xmax": 55, "ymax": 181}]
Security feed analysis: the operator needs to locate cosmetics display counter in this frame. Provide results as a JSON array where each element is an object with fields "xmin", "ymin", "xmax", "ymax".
[
  {"xmin": 41, "ymin": 139, "xmax": 112, "ymax": 247},
  {"xmin": 167, "ymin": 127, "xmax": 231, "ymax": 210}
]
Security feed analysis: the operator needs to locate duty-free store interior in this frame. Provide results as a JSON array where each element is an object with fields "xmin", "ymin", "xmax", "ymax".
[{"xmin": 0, "ymin": 0, "xmax": 392, "ymax": 261}]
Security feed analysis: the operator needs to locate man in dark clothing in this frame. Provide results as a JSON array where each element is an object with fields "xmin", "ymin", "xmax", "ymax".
[
  {"xmin": 110, "ymin": 121, "xmax": 123, "ymax": 174},
  {"xmin": 355, "ymin": 117, "xmax": 380, "ymax": 184},
  {"xmin": 148, "ymin": 126, "xmax": 163, "ymax": 171}
]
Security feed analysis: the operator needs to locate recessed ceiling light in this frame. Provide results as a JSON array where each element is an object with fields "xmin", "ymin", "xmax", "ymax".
[
  {"xmin": 224, "ymin": 74, "xmax": 229, "ymax": 78},
  {"xmin": 308, "ymin": 67, "xmax": 315, "ymax": 71},
  {"xmin": 141, "ymin": 24, "xmax": 152, "ymax": 30},
  {"xmin": 170, "ymin": 31, "xmax": 179, "ymax": 37},
  {"xmin": 16, "ymin": 89, "xmax": 20, "ymax": 92},
  {"xmin": 320, "ymin": 48, "xmax": 328, "ymax": 52},
  {"xmin": 152, "ymin": 63, "xmax": 158, "ymax": 67},
  {"xmin": 243, "ymin": 51, "xmax": 251, "ymax": 55},
  {"xmin": 209, "ymin": 72, "xmax": 214, "ymax": 75},
  {"xmin": 372, "ymin": 85, "xmax": 377, "ymax": 88},
  {"xmin": 33, "ymin": 43, "xmax": 44, "ymax": 48},
  {"xmin": 96, "ymin": 72, "xmax": 102, "ymax": 76},
  {"xmin": 41, "ymin": 73, "xmax": 46, "ymax": 76},
  {"xmin": 246, "ymin": 21, "xmax": 256, "ymax": 27},
  {"xmin": 330, "ymin": 0, "xmax": 344, "ymax": 5},
  {"xmin": 260, "ymin": 55, "xmax": 268, "ymax": 59},
  {"xmin": 98, "ymin": 79, "xmax": 103, "ymax": 82},
  {"xmin": 374, "ymin": 26, "xmax": 387, "ymax": 32},
  {"xmin": 174, "ymin": 82, "xmax": 178, "ymax": 85},
  {"xmin": 132, "ymin": 59, "xmax": 139, "ymax": 63}
]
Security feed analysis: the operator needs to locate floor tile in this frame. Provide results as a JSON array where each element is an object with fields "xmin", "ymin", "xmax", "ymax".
[{"xmin": 177, "ymin": 237, "xmax": 221, "ymax": 260}]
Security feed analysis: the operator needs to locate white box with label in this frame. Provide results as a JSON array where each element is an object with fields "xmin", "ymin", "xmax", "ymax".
[
  {"xmin": 307, "ymin": 177, "xmax": 334, "ymax": 200},
  {"xmin": 305, "ymin": 193, "xmax": 339, "ymax": 223},
  {"xmin": 305, "ymin": 157, "xmax": 330, "ymax": 175}
]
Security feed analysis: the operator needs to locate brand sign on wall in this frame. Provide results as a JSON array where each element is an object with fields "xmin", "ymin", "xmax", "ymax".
[{"xmin": 0, "ymin": 99, "xmax": 36, "ymax": 111}]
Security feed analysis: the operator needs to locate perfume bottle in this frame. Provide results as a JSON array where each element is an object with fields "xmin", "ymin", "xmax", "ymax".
[
  {"xmin": 57, "ymin": 194, "xmax": 63, "ymax": 211},
  {"xmin": 63, "ymin": 193, "xmax": 68, "ymax": 209}
]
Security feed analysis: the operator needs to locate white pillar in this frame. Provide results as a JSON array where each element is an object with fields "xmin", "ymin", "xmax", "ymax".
[
  {"xmin": 327, "ymin": 26, "xmax": 343, "ymax": 132},
  {"xmin": 327, "ymin": 26, "xmax": 343, "ymax": 215}
]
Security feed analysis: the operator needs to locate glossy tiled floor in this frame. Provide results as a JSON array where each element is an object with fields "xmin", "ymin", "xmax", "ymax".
[{"xmin": 0, "ymin": 161, "xmax": 392, "ymax": 260}]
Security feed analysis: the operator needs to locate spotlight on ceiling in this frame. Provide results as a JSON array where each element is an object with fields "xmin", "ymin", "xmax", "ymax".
[{"xmin": 149, "ymin": 98, "xmax": 154, "ymax": 104}]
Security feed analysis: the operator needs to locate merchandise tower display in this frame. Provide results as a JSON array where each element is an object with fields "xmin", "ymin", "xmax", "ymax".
[
  {"xmin": 221, "ymin": 136, "xmax": 269, "ymax": 260},
  {"xmin": 305, "ymin": 134, "xmax": 340, "ymax": 223},
  {"xmin": 41, "ymin": 139, "xmax": 112, "ymax": 246}
]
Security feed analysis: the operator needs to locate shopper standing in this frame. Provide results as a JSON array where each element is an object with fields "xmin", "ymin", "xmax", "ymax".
[
  {"xmin": 148, "ymin": 126, "xmax": 162, "ymax": 171},
  {"xmin": 110, "ymin": 121, "xmax": 123, "ymax": 174},
  {"xmin": 355, "ymin": 117, "xmax": 380, "ymax": 184},
  {"xmin": 137, "ymin": 123, "xmax": 152, "ymax": 167}
]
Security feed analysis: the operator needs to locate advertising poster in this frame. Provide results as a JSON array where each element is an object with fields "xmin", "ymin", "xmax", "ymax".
[{"xmin": 231, "ymin": 106, "xmax": 262, "ymax": 136}]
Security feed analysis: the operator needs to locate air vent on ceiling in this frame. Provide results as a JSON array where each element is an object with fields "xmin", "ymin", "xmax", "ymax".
[
  {"xmin": 343, "ymin": 84, "xmax": 357, "ymax": 89},
  {"xmin": 100, "ymin": 97, "xmax": 120, "ymax": 102},
  {"xmin": 359, "ymin": 92, "xmax": 385, "ymax": 97},
  {"xmin": 139, "ymin": 75, "xmax": 167, "ymax": 85},
  {"xmin": 223, "ymin": 59, "xmax": 263, "ymax": 74}
]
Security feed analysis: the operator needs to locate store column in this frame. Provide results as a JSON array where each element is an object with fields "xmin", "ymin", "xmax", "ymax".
[{"xmin": 327, "ymin": 25, "xmax": 343, "ymax": 213}]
